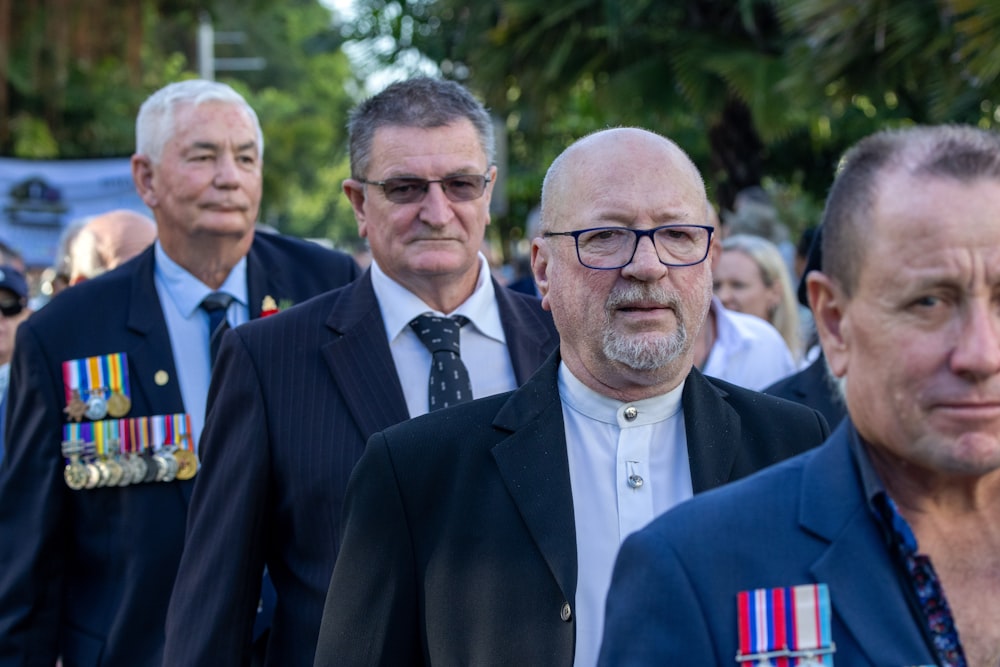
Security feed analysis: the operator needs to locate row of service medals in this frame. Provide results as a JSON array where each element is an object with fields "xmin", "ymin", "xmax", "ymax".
[
  {"xmin": 61, "ymin": 414, "xmax": 198, "ymax": 490},
  {"xmin": 62, "ymin": 353, "xmax": 132, "ymax": 422},
  {"xmin": 60, "ymin": 354, "xmax": 198, "ymax": 490}
]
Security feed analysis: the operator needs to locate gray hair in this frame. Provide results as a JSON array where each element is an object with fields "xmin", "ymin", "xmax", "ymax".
[
  {"xmin": 823, "ymin": 124, "xmax": 1000, "ymax": 295},
  {"xmin": 135, "ymin": 79, "xmax": 264, "ymax": 164},
  {"xmin": 347, "ymin": 77, "xmax": 494, "ymax": 179}
]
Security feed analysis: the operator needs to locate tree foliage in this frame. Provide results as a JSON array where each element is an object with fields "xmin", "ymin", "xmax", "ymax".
[
  {"xmin": 333, "ymin": 0, "xmax": 1000, "ymax": 254},
  {"xmin": 1, "ymin": 0, "xmax": 363, "ymax": 246}
]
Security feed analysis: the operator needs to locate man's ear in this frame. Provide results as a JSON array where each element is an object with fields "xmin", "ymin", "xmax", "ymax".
[
  {"xmin": 530, "ymin": 238, "xmax": 552, "ymax": 312},
  {"xmin": 343, "ymin": 179, "xmax": 369, "ymax": 239},
  {"xmin": 131, "ymin": 155, "xmax": 158, "ymax": 208},
  {"xmin": 808, "ymin": 271, "xmax": 849, "ymax": 378},
  {"xmin": 708, "ymin": 234, "xmax": 722, "ymax": 271}
]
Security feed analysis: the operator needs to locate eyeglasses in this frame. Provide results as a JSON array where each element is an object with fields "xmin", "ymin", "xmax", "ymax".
[
  {"xmin": 0, "ymin": 300, "xmax": 24, "ymax": 318},
  {"xmin": 543, "ymin": 224, "xmax": 714, "ymax": 270},
  {"xmin": 358, "ymin": 174, "xmax": 491, "ymax": 204}
]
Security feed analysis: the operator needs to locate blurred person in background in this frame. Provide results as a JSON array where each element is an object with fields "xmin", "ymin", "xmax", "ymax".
[
  {"xmin": 65, "ymin": 209, "xmax": 158, "ymax": 284},
  {"xmin": 694, "ymin": 206, "xmax": 796, "ymax": 390},
  {"xmin": 0, "ymin": 265, "xmax": 30, "ymax": 460},
  {"xmin": 765, "ymin": 224, "xmax": 846, "ymax": 427},
  {"xmin": 714, "ymin": 233, "xmax": 803, "ymax": 363}
]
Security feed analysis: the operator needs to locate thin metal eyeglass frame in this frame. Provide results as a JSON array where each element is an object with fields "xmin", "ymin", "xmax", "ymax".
[
  {"xmin": 357, "ymin": 173, "xmax": 492, "ymax": 204},
  {"xmin": 542, "ymin": 224, "xmax": 715, "ymax": 270}
]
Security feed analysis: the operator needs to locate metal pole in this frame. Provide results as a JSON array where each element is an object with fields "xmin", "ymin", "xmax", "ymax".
[{"xmin": 198, "ymin": 13, "xmax": 215, "ymax": 80}]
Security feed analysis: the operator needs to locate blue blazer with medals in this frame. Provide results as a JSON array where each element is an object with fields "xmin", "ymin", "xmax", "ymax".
[{"xmin": 599, "ymin": 421, "xmax": 937, "ymax": 666}]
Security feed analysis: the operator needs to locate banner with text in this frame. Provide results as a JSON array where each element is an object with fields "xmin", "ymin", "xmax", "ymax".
[{"xmin": 0, "ymin": 158, "xmax": 149, "ymax": 267}]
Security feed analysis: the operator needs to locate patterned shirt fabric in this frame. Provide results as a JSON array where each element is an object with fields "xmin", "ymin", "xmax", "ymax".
[
  {"xmin": 872, "ymin": 493, "xmax": 967, "ymax": 667},
  {"xmin": 849, "ymin": 429, "xmax": 966, "ymax": 667}
]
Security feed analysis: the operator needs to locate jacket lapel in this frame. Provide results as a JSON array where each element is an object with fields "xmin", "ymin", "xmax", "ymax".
[
  {"xmin": 802, "ymin": 429, "xmax": 935, "ymax": 665},
  {"xmin": 493, "ymin": 282, "xmax": 557, "ymax": 384},
  {"xmin": 124, "ymin": 247, "xmax": 184, "ymax": 414},
  {"xmin": 682, "ymin": 369, "xmax": 743, "ymax": 492},
  {"xmin": 123, "ymin": 248, "xmax": 191, "ymax": 502},
  {"xmin": 245, "ymin": 238, "xmax": 293, "ymax": 319},
  {"xmin": 490, "ymin": 352, "xmax": 578, "ymax": 602},
  {"xmin": 322, "ymin": 272, "xmax": 410, "ymax": 441}
]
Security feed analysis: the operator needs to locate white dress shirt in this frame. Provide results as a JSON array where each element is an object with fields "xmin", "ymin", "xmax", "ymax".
[
  {"xmin": 702, "ymin": 297, "xmax": 796, "ymax": 390},
  {"xmin": 559, "ymin": 362, "xmax": 692, "ymax": 667},
  {"xmin": 153, "ymin": 242, "xmax": 248, "ymax": 450},
  {"xmin": 370, "ymin": 253, "xmax": 518, "ymax": 418}
]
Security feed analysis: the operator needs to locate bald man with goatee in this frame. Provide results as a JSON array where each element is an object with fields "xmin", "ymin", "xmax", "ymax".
[{"xmin": 313, "ymin": 127, "xmax": 830, "ymax": 666}]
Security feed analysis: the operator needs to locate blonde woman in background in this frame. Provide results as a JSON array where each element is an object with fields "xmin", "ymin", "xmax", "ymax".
[{"xmin": 714, "ymin": 233, "xmax": 803, "ymax": 362}]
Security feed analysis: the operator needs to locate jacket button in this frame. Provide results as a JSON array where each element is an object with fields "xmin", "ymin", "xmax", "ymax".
[{"xmin": 560, "ymin": 602, "xmax": 572, "ymax": 622}]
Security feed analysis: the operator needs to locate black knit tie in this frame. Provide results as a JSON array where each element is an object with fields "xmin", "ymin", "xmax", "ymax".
[
  {"xmin": 200, "ymin": 292, "xmax": 233, "ymax": 367},
  {"xmin": 409, "ymin": 313, "xmax": 473, "ymax": 412}
]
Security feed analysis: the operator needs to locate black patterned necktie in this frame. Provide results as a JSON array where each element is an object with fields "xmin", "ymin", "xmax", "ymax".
[
  {"xmin": 409, "ymin": 313, "xmax": 473, "ymax": 412},
  {"xmin": 200, "ymin": 292, "xmax": 233, "ymax": 367}
]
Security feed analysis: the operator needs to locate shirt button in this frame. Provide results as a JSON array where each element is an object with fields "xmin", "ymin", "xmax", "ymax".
[
  {"xmin": 560, "ymin": 602, "xmax": 572, "ymax": 622},
  {"xmin": 623, "ymin": 406, "xmax": 638, "ymax": 421}
]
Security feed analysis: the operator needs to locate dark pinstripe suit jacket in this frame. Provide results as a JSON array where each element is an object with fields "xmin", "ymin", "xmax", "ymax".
[
  {"xmin": 0, "ymin": 235, "xmax": 359, "ymax": 667},
  {"xmin": 163, "ymin": 271, "xmax": 558, "ymax": 666}
]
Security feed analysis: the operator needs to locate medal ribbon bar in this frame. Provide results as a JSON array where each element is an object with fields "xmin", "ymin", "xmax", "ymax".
[{"xmin": 736, "ymin": 583, "xmax": 835, "ymax": 666}]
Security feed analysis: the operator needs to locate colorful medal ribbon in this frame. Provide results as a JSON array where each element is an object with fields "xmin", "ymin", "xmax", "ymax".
[
  {"xmin": 62, "ymin": 354, "xmax": 131, "ymax": 421},
  {"xmin": 105, "ymin": 353, "xmax": 132, "ymax": 417},
  {"xmin": 82, "ymin": 356, "xmax": 108, "ymax": 420},
  {"xmin": 61, "ymin": 422, "xmax": 92, "ymax": 457},
  {"xmin": 736, "ymin": 584, "xmax": 835, "ymax": 666},
  {"xmin": 150, "ymin": 415, "xmax": 167, "ymax": 453}
]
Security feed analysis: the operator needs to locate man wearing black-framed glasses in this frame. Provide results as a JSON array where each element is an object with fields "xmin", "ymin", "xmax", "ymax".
[{"xmin": 315, "ymin": 127, "xmax": 829, "ymax": 665}]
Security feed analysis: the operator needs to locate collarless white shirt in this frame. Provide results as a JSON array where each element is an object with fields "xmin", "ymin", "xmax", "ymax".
[
  {"xmin": 153, "ymin": 241, "xmax": 248, "ymax": 450},
  {"xmin": 370, "ymin": 253, "xmax": 516, "ymax": 418},
  {"xmin": 558, "ymin": 362, "xmax": 693, "ymax": 667}
]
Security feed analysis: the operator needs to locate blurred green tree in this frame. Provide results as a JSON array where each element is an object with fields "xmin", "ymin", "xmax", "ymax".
[
  {"xmin": 1, "ymin": 0, "xmax": 363, "ymax": 246},
  {"xmin": 333, "ymin": 0, "xmax": 1000, "ymax": 257}
]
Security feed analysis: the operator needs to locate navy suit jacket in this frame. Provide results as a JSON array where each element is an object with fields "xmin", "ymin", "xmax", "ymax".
[
  {"xmin": 764, "ymin": 351, "xmax": 846, "ymax": 428},
  {"xmin": 0, "ymin": 234, "xmax": 358, "ymax": 667},
  {"xmin": 312, "ymin": 357, "xmax": 830, "ymax": 666},
  {"xmin": 163, "ymin": 271, "xmax": 558, "ymax": 666},
  {"xmin": 599, "ymin": 421, "xmax": 936, "ymax": 666}
]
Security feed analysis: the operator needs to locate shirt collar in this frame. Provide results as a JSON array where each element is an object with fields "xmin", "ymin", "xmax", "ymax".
[
  {"xmin": 370, "ymin": 252, "xmax": 506, "ymax": 343},
  {"xmin": 154, "ymin": 241, "xmax": 248, "ymax": 317},
  {"xmin": 557, "ymin": 361, "xmax": 685, "ymax": 427},
  {"xmin": 847, "ymin": 423, "xmax": 921, "ymax": 551},
  {"xmin": 848, "ymin": 422, "xmax": 889, "ymax": 506}
]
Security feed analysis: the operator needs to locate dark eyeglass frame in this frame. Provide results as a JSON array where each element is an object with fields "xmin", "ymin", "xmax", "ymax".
[
  {"xmin": 357, "ymin": 173, "xmax": 492, "ymax": 204},
  {"xmin": 543, "ymin": 224, "xmax": 715, "ymax": 270},
  {"xmin": 0, "ymin": 300, "xmax": 24, "ymax": 318}
]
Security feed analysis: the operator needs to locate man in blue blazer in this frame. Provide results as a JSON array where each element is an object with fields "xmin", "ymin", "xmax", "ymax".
[
  {"xmin": 600, "ymin": 125, "xmax": 1000, "ymax": 666},
  {"xmin": 313, "ymin": 127, "xmax": 829, "ymax": 666},
  {"xmin": 163, "ymin": 77, "xmax": 558, "ymax": 665},
  {"xmin": 0, "ymin": 80, "xmax": 358, "ymax": 666}
]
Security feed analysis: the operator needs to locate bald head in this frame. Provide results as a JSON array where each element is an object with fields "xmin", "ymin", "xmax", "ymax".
[
  {"xmin": 531, "ymin": 127, "xmax": 714, "ymax": 400},
  {"xmin": 540, "ymin": 128, "xmax": 707, "ymax": 233},
  {"xmin": 69, "ymin": 210, "xmax": 157, "ymax": 284}
]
